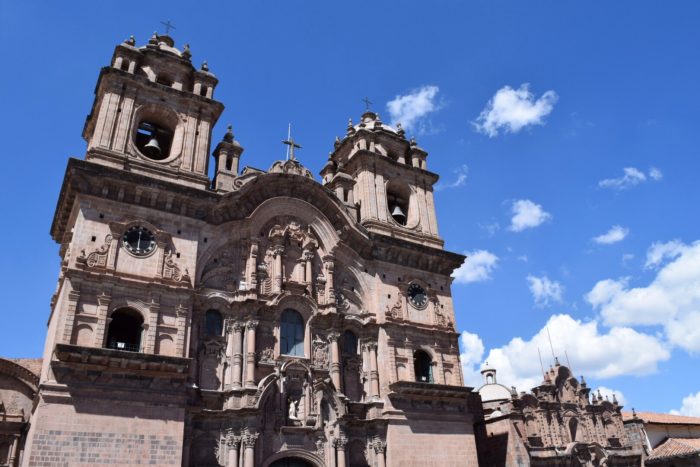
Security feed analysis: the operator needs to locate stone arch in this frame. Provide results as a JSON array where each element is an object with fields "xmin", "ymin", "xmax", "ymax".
[
  {"xmin": 261, "ymin": 450, "xmax": 325, "ymax": 467},
  {"xmin": 105, "ymin": 307, "xmax": 145, "ymax": 352},
  {"xmin": 130, "ymin": 102, "xmax": 184, "ymax": 163}
]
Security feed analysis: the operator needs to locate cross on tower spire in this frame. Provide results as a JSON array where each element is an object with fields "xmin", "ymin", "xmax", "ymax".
[
  {"xmin": 282, "ymin": 125, "xmax": 302, "ymax": 161},
  {"xmin": 362, "ymin": 96, "xmax": 373, "ymax": 110},
  {"xmin": 160, "ymin": 20, "xmax": 176, "ymax": 35}
]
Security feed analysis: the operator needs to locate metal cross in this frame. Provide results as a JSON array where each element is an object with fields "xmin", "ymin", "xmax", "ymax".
[
  {"xmin": 282, "ymin": 136, "xmax": 302, "ymax": 161},
  {"xmin": 361, "ymin": 96, "xmax": 373, "ymax": 110},
  {"xmin": 161, "ymin": 20, "xmax": 176, "ymax": 35}
]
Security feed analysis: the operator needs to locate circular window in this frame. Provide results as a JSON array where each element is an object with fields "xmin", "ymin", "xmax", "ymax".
[
  {"xmin": 122, "ymin": 226, "xmax": 156, "ymax": 256},
  {"xmin": 407, "ymin": 283, "xmax": 428, "ymax": 309}
]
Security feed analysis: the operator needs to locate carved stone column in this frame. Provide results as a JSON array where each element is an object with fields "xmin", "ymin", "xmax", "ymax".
[
  {"xmin": 8, "ymin": 434, "xmax": 19, "ymax": 465},
  {"xmin": 226, "ymin": 434, "xmax": 241, "ymax": 467},
  {"xmin": 323, "ymin": 256, "xmax": 335, "ymax": 302},
  {"xmin": 368, "ymin": 343, "xmax": 380, "ymax": 399},
  {"xmin": 273, "ymin": 245, "xmax": 284, "ymax": 293},
  {"xmin": 328, "ymin": 332, "xmax": 341, "ymax": 390},
  {"xmin": 247, "ymin": 240, "xmax": 259, "ymax": 290},
  {"xmin": 175, "ymin": 304, "xmax": 188, "ymax": 357},
  {"xmin": 374, "ymin": 440, "xmax": 387, "ymax": 467},
  {"xmin": 242, "ymin": 432, "xmax": 258, "ymax": 467},
  {"xmin": 245, "ymin": 320, "xmax": 258, "ymax": 387},
  {"xmin": 144, "ymin": 295, "xmax": 160, "ymax": 353},
  {"xmin": 361, "ymin": 343, "xmax": 371, "ymax": 400},
  {"xmin": 93, "ymin": 289, "xmax": 111, "ymax": 347},
  {"xmin": 303, "ymin": 250, "xmax": 314, "ymax": 284},
  {"xmin": 334, "ymin": 437, "xmax": 348, "ymax": 467},
  {"xmin": 232, "ymin": 322, "xmax": 244, "ymax": 388},
  {"xmin": 62, "ymin": 283, "xmax": 82, "ymax": 344}
]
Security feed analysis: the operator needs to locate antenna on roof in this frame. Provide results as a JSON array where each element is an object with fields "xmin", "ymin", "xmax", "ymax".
[
  {"xmin": 565, "ymin": 349, "xmax": 574, "ymax": 374},
  {"xmin": 537, "ymin": 347, "xmax": 546, "ymax": 381},
  {"xmin": 546, "ymin": 325, "xmax": 556, "ymax": 363}
]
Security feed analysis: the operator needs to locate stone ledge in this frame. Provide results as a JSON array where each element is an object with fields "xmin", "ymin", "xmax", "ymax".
[{"xmin": 54, "ymin": 343, "xmax": 190, "ymax": 375}]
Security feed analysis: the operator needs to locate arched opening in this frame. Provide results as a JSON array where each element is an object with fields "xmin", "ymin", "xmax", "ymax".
[
  {"xmin": 156, "ymin": 74, "xmax": 174, "ymax": 87},
  {"xmin": 270, "ymin": 458, "xmax": 314, "ymax": 467},
  {"xmin": 0, "ymin": 442, "xmax": 9, "ymax": 465},
  {"xmin": 486, "ymin": 374, "xmax": 494, "ymax": 384},
  {"xmin": 106, "ymin": 308, "xmax": 143, "ymax": 352},
  {"xmin": 386, "ymin": 179, "xmax": 412, "ymax": 226},
  {"xmin": 342, "ymin": 330, "xmax": 358, "ymax": 355},
  {"xmin": 135, "ymin": 120, "xmax": 173, "ymax": 161},
  {"xmin": 280, "ymin": 309, "xmax": 304, "ymax": 356},
  {"xmin": 414, "ymin": 350, "xmax": 433, "ymax": 383},
  {"xmin": 205, "ymin": 309, "xmax": 223, "ymax": 337}
]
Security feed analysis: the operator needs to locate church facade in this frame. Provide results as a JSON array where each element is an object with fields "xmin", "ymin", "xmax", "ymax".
[{"xmin": 18, "ymin": 34, "xmax": 481, "ymax": 466}]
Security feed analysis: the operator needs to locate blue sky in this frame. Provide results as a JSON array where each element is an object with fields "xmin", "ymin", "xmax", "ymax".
[{"xmin": 1, "ymin": 1, "xmax": 699, "ymax": 415}]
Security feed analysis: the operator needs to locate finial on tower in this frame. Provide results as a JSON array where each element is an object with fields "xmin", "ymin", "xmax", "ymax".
[
  {"xmin": 149, "ymin": 31, "xmax": 159, "ymax": 45},
  {"xmin": 200, "ymin": 61, "xmax": 209, "ymax": 72},
  {"xmin": 182, "ymin": 43, "xmax": 191, "ymax": 60},
  {"xmin": 160, "ymin": 20, "xmax": 177, "ymax": 35},
  {"xmin": 282, "ymin": 125, "xmax": 302, "ymax": 161},
  {"xmin": 361, "ymin": 96, "xmax": 373, "ymax": 110},
  {"xmin": 224, "ymin": 124, "xmax": 234, "ymax": 143},
  {"xmin": 125, "ymin": 35, "xmax": 136, "ymax": 46}
]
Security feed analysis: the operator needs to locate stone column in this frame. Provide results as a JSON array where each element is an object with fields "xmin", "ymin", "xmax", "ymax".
[
  {"xmin": 374, "ymin": 441, "xmax": 387, "ymax": 467},
  {"xmin": 273, "ymin": 245, "xmax": 284, "ymax": 293},
  {"xmin": 334, "ymin": 437, "xmax": 348, "ymax": 467},
  {"xmin": 8, "ymin": 434, "xmax": 19, "ymax": 465},
  {"xmin": 247, "ymin": 240, "xmax": 259, "ymax": 290},
  {"xmin": 93, "ymin": 289, "xmax": 111, "ymax": 348},
  {"xmin": 245, "ymin": 320, "xmax": 258, "ymax": 388},
  {"xmin": 175, "ymin": 304, "xmax": 188, "ymax": 357},
  {"xmin": 361, "ymin": 343, "xmax": 371, "ymax": 400},
  {"xmin": 242, "ymin": 432, "xmax": 258, "ymax": 467},
  {"xmin": 62, "ymin": 283, "xmax": 81, "ymax": 344},
  {"xmin": 328, "ymin": 332, "xmax": 341, "ymax": 390},
  {"xmin": 324, "ymin": 256, "xmax": 335, "ymax": 303},
  {"xmin": 368, "ymin": 343, "xmax": 380, "ymax": 399},
  {"xmin": 303, "ymin": 250, "xmax": 314, "ymax": 284},
  {"xmin": 232, "ymin": 322, "xmax": 244, "ymax": 388},
  {"xmin": 226, "ymin": 435, "xmax": 241, "ymax": 467}
]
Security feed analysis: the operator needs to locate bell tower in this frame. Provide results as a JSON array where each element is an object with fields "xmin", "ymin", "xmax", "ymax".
[
  {"xmin": 321, "ymin": 111, "xmax": 443, "ymax": 249},
  {"xmin": 82, "ymin": 33, "xmax": 224, "ymax": 189}
]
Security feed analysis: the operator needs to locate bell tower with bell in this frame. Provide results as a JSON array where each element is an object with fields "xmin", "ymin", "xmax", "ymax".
[
  {"xmin": 321, "ymin": 110, "xmax": 443, "ymax": 249},
  {"xmin": 82, "ymin": 32, "xmax": 224, "ymax": 189}
]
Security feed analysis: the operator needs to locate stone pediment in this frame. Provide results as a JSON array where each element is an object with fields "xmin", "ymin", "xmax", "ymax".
[{"xmin": 268, "ymin": 159, "xmax": 314, "ymax": 179}]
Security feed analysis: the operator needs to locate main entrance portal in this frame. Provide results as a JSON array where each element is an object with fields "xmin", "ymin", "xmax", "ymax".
[{"xmin": 269, "ymin": 458, "xmax": 314, "ymax": 467}]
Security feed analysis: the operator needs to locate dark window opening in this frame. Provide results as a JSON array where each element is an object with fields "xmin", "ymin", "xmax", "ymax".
[
  {"xmin": 342, "ymin": 330, "xmax": 358, "ymax": 355},
  {"xmin": 414, "ymin": 350, "xmax": 433, "ymax": 383},
  {"xmin": 156, "ymin": 74, "xmax": 174, "ymax": 87},
  {"xmin": 280, "ymin": 309, "xmax": 304, "ymax": 356},
  {"xmin": 106, "ymin": 308, "xmax": 143, "ymax": 352},
  {"xmin": 135, "ymin": 121, "xmax": 173, "ymax": 161},
  {"xmin": 200, "ymin": 85, "xmax": 208, "ymax": 97},
  {"xmin": 120, "ymin": 60, "xmax": 130, "ymax": 72},
  {"xmin": 387, "ymin": 192, "xmax": 408, "ymax": 225},
  {"xmin": 205, "ymin": 310, "xmax": 223, "ymax": 337}
]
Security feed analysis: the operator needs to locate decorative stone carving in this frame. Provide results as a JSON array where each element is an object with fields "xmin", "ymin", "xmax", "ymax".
[
  {"xmin": 432, "ymin": 298, "xmax": 453, "ymax": 329},
  {"xmin": 312, "ymin": 335, "xmax": 329, "ymax": 368},
  {"xmin": 162, "ymin": 250, "xmax": 189, "ymax": 284},
  {"xmin": 268, "ymin": 158, "xmax": 314, "ymax": 179},
  {"xmin": 76, "ymin": 234, "xmax": 112, "ymax": 268},
  {"xmin": 386, "ymin": 296, "xmax": 404, "ymax": 320},
  {"xmin": 256, "ymin": 327, "xmax": 275, "ymax": 362}
]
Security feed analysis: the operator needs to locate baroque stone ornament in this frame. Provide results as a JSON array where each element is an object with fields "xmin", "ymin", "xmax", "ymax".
[
  {"xmin": 385, "ymin": 296, "xmax": 404, "ymax": 320},
  {"xmin": 312, "ymin": 335, "xmax": 329, "ymax": 368},
  {"xmin": 76, "ymin": 234, "xmax": 112, "ymax": 268}
]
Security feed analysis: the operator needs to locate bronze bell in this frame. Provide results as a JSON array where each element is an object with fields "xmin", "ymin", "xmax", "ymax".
[
  {"xmin": 143, "ymin": 136, "xmax": 161, "ymax": 158},
  {"xmin": 391, "ymin": 205, "xmax": 406, "ymax": 224}
]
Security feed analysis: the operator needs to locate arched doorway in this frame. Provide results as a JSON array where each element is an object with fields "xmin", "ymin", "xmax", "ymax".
[{"xmin": 269, "ymin": 458, "xmax": 314, "ymax": 467}]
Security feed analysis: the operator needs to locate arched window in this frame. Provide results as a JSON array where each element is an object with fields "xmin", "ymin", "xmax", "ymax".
[
  {"xmin": 569, "ymin": 418, "xmax": 579, "ymax": 442},
  {"xmin": 280, "ymin": 309, "xmax": 304, "ymax": 356},
  {"xmin": 414, "ymin": 350, "xmax": 433, "ymax": 383},
  {"xmin": 342, "ymin": 330, "xmax": 358, "ymax": 355},
  {"xmin": 205, "ymin": 310, "xmax": 223, "ymax": 337},
  {"xmin": 106, "ymin": 308, "xmax": 144, "ymax": 352}
]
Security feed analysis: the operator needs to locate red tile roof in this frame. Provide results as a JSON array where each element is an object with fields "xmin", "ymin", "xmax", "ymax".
[
  {"xmin": 647, "ymin": 438, "xmax": 700, "ymax": 462},
  {"xmin": 622, "ymin": 411, "xmax": 700, "ymax": 425}
]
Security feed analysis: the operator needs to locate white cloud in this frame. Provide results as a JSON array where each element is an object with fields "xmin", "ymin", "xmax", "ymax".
[
  {"xmin": 435, "ymin": 165, "xmax": 468, "ymax": 191},
  {"xmin": 593, "ymin": 225, "xmax": 629, "ymax": 245},
  {"xmin": 459, "ymin": 330, "xmax": 485, "ymax": 387},
  {"xmin": 595, "ymin": 386, "xmax": 627, "ymax": 406},
  {"xmin": 586, "ymin": 240, "xmax": 700, "ymax": 352},
  {"xmin": 645, "ymin": 239, "xmax": 685, "ymax": 269},
  {"xmin": 649, "ymin": 167, "xmax": 663, "ymax": 181},
  {"xmin": 460, "ymin": 314, "xmax": 670, "ymax": 393},
  {"xmin": 473, "ymin": 83, "xmax": 558, "ymax": 137},
  {"xmin": 527, "ymin": 275, "xmax": 564, "ymax": 307},
  {"xmin": 599, "ymin": 167, "xmax": 663, "ymax": 190},
  {"xmin": 386, "ymin": 85, "xmax": 440, "ymax": 132},
  {"xmin": 671, "ymin": 391, "xmax": 700, "ymax": 417},
  {"xmin": 509, "ymin": 199, "xmax": 552, "ymax": 232},
  {"xmin": 453, "ymin": 250, "xmax": 499, "ymax": 284}
]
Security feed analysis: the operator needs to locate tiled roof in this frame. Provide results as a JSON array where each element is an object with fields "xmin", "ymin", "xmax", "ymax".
[
  {"xmin": 622, "ymin": 411, "xmax": 700, "ymax": 425},
  {"xmin": 647, "ymin": 438, "xmax": 700, "ymax": 462}
]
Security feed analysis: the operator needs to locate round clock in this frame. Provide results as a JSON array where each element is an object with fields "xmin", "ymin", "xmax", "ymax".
[
  {"xmin": 407, "ymin": 283, "xmax": 428, "ymax": 309},
  {"xmin": 122, "ymin": 226, "xmax": 156, "ymax": 256}
]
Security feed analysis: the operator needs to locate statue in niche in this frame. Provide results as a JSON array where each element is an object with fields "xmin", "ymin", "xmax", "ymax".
[{"xmin": 288, "ymin": 398, "xmax": 299, "ymax": 421}]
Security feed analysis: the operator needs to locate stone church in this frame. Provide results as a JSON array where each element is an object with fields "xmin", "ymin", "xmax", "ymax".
[
  {"xmin": 1, "ymin": 32, "xmax": 677, "ymax": 467},
  {"xmin": 12, "ymin": 33, "xmax": 482, "ymax": 466}
]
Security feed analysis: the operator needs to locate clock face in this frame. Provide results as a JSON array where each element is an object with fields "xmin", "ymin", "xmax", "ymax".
[
  {"xmin": 408, "ymin": 283, "xmax": 428, "ymax": 309},
  {"xmin": 123, "ymin": 226, "xmax": 156, "ymax": 256}
]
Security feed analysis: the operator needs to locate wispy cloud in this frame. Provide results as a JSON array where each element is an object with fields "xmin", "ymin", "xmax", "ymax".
[
  {"xmin": 435, "ymin": 165, "xmax": 469, "ymax": 191},
  {"xmin": 599, "ymin": 167, "xmax": 663, "ymax": 190},
  {"xmin": 671, "ymin": 391, "xmax": 700, "ymax": 416},
  {"xmin": 453, "ymin": 250, "xmax": 499, "ymax": 284},
  {"xmin": 593, "ymin": 225, "xmax": 629, "ymax": 245},
  {"xmin": 508, "ymin": 199, "xmax": 552, "ymax": 232},
  {"xmin": 527, "ymin": 275, "xmax": 564, "ymax": 307},
  {"xmin": 473, "ymin": 83, "xmax": 558, "ymax": 137},
  {"xmin": 386, "ymin": 85, "xmax": 441, "ymax": 133}
]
